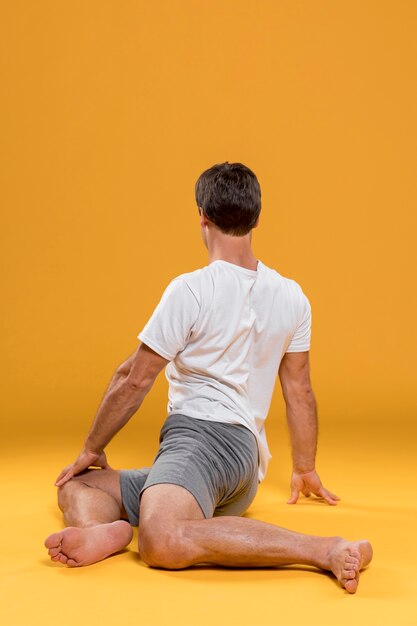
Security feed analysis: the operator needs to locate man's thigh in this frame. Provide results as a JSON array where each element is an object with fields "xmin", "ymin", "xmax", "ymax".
[{"xmin": 140, "ymin": 483, "xmax": 205, "ymax": 526}]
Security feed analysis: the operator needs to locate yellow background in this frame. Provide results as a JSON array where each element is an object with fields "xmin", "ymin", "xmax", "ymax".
[{"xmin": 1, "ymin": 1, "xmax": 416, "ymax": 625}]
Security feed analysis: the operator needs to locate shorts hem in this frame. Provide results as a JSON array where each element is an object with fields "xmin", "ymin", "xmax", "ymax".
[{"xmin": 119, "ymin": 469, "xmax": 147, "ymax": 527}]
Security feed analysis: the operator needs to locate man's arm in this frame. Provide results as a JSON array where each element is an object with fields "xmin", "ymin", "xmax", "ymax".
[
  {"xmin": 278, "ymin": 351, "xmax": 340, "ymax": 505},
  {"xmin": 55, "ymin": 342, "xmax": 169, "ymax": 486}
]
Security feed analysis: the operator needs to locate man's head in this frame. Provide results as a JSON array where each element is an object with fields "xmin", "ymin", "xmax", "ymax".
[{"xmin": 195, "ymin": 162, "xmax": 261, "ymax": 237}]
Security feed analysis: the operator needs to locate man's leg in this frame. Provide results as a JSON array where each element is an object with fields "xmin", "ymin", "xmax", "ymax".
[
  {"xmin": 138, "ymin": 484, "xmax": 373, "ymax": 594},
  {"xmin": 45, "ymin": 468, "xmax": 133, "ymax": 567},
  {"xmin": 57, "ymin": 468, "xmax": 126, "ymax": 526}
]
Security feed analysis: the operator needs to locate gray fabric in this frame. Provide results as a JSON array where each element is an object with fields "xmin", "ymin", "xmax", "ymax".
[{"xmin": 119, "ymin": 413, "xmax": 259, "ymax": 526}]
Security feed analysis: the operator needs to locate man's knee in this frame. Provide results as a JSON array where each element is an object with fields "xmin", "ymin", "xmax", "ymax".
[
  {"xmin": 57, "ymin": 476, "xmax": 86, "ymax": 510},
  {"xmin": 138, "ymin": 520, "xmax": 193, "ymax": 570},
  {"xmin": 58, "ymin": 468, "xmax": 120, "ymax": 502},
  {"xmin": 57, "ymin": 470, "xmax": 102, "ymax": 509}
]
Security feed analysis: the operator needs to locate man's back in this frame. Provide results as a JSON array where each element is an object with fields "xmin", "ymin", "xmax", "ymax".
[{"xmin": 138, "ymin": 258, "xmax": 312, "ymax": 481}]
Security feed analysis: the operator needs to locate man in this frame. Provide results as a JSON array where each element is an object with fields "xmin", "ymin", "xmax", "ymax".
[{"xmin": 45, "ymin": 162, "xmax": 372, "ymax": 593}]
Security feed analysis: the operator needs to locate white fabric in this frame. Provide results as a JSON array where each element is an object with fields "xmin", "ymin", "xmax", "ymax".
[{"xmin": 138, "ymin": 259, "xmax": 311, "ymax": 482}]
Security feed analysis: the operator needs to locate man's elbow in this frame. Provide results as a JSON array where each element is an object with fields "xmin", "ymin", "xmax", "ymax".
[
  {"xmin": 282, "ymin": 383, "xmax": 315, "ymax": 405},
  {"xmin": 125, "ymin": 373, "xmax": 155, "ymax": 394}
]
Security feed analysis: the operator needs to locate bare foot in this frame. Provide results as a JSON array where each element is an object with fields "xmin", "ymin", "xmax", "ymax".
[
  {"xmin": 328, "ymin": 538, "xmax": 373, "ymax": 593},
  {"xmin": 44, "ymin": 520, "xmax": 133, "ymax": 567}
]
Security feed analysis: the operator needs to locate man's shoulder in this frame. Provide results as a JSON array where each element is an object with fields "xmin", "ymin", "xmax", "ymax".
[
  {"xmin": 167, "ymin": 267, "xmax": 206, "ymax": 304},
  {"xmin": 170, "ymin": 266, "xmax": 205, "ymax": 289},
  {"xmin": 173, "ymin": 266, "xmax": 204, "ymax": 281},
  {"xmin": 261, "ymin": 264, "xmax": 310, "ymax": 308},
  {"xmin": 258, "ymin": 261, "xmax": 304, "ymax": 291}
]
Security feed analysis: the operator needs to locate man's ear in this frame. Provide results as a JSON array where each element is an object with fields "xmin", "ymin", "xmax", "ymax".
[{"xmin": 199, "ymin": 208, "xmax": 209, "ymax": 226}]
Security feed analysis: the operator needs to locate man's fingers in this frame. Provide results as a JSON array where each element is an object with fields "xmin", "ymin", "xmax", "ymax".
[
  {"xmin": 327, "ymin": 490, "xmax": 340, "ymax": 501},
  {"xmin": 55, "ymin": 475, "xmax": 71, "ymax": 488},
  {"xmin": 288, "ymin": 473, "xmax": 339, "ymax": 506},
  {"xmin": 54, "ymin": 468, "xmax": 69, "ymax": 486},
  {"xmin": 319, "ymin": 489, "xmax": 338, "ymax": 505},
  {"xmin": 55, "ymin": 470, "xmax": 74, "ymax": 487},
  {"xmin": 321, "ymin": 486, "xmax": 340, "ymax": 504},
  {"xmin": 287, "ymin": 489, "xmax": 299, "ymax": 505}
]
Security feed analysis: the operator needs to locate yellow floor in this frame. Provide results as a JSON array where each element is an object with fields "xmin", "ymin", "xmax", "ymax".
[{"xmin": 1, "ymin": 419, "xmax": 416, "ymax": 626}]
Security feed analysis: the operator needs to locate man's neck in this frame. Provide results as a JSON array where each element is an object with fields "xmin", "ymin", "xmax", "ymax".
[{"xmin": 208, "ymin": 248, "xmax": 258, "ymax": 272}]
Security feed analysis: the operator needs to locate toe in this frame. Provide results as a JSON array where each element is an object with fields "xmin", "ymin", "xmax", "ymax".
[
  {"xmin": 45, "ymin": 532, "xmax": 63, "ymax": 549},
  {"xmin": 346, "ymin": 555, "xmax": 359, "ymax": 565},
  {"xmin": 48, "ymin": 547, "xmax": 61, "ymax": 558},
  {"xmin": 344, "ymin": 578, "xmax": 359, "ymax": 594},
  {"xmin": 349, "ymin": 549, "xmax": 360, "ymax": 560},
  {"xmin": 344, "ymin": 562, "xmax": 358, "ymax": 574}
]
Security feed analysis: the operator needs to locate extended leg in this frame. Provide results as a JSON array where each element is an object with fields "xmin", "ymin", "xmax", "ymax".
[
  {"xmin": 45, "ymin": 468, "xmax": 133, "ymax": 566},
  {"xmin": 139, "ymin": 484, "xmax": 373, "ymax": 594}
]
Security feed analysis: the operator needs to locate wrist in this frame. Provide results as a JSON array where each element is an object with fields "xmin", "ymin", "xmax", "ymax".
[
  {"xmin": 83, "ymin": 440, "xmax": 102, "ymax": 456},
  {"xmin": 293, "ymin": 465, "xmax": 316, "ymax": 475}
]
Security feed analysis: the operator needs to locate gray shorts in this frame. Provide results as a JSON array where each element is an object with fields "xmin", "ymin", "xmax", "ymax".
[{"xmin": 120, "ymin": 413, "xmax": 259, "ymax": 525}]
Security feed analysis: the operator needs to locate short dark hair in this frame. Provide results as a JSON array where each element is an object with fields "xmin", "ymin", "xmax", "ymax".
[{"xmin": 195, "ymin": 162, "xmax": 261, "ymax": 236}]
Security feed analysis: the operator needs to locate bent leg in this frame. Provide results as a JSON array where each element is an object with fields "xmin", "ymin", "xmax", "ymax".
[
  {"xmin": 57, "ymin": 468, "xmax": 127, "ymax": 527},
  {"xmin": 45, "ymin": 468, "xmax": 133, "ymax": 567},
  {"xmin": 138, "ymin": 484, "xmax": 373, "ymax": 594}
]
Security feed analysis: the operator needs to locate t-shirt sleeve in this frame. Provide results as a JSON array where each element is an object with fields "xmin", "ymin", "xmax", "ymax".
[
  {"xmin": 138, "ymin": 278, "xmax": 200, "ymax": 361},
  {"xmin": 285, "ymin": 290, "xmax": 312, "ymax": 353}
]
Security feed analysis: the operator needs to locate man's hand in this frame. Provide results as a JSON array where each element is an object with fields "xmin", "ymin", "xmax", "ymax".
[
  {"xmin": 55, "ymin": 449, "xmax": 110, "ymax": 487},
  {"xmin": 287, "ymin": 469, "xmax": 340, "ymax": 505}
]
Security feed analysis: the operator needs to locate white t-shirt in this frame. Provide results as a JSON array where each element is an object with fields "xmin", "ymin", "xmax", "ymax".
[{"xmin": 138, "ymin": 259, "xmax": 311, "ymax": 482}]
